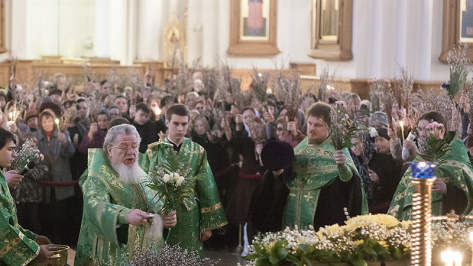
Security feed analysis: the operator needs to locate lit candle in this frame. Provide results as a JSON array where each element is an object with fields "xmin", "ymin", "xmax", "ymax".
[
  {"xmin": 453, "ymin": 251, "xmax": 462, "ymax": 266},
  {"xmin": 55, "ymin": 118, "xmax": 60, "ymax": 132},
  {"xmin": 441, "ymin": 249, "xmax": 454, "ymax": 266},
  {"xmin": 470, "ymin": 232, "xmax": 473, "ymax": 265},
  {"xmin": 156, "ymin": 107, "xmax": 161, "ymax": 115},
  {"xmin": 399, "ymin": 120, "xmax": 405, "ymax": 141},
  {"xmin": 8, "ymin": 112, "xmax": 12, "ymax": 120}
]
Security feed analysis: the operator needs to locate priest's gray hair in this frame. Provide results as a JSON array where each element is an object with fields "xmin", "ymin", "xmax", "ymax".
[{"xmin": 103, "ymin": 124, "xmax": 142, "ymax": 154}]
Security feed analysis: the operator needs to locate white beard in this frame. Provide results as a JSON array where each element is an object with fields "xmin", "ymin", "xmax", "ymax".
[{"xmin": 112, "ymin": 161, "xmax": 147, "ymax": 184}]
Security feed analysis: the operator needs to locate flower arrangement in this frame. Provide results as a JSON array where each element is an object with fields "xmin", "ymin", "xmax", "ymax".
[
  {"xmin": 113, "ymin": 244, "xmax": 219, "ymax": 266},
  {"xmin": 247, "ymin": 214, "xmax": 412, "ymax": 265},
  {"xmin": 8, "ymin": 139, "xmax": 44, "ymax": 174},
  {"xmin": 432, "ymin": 220, "xmax": 473, "ymax": 253},
  {"xmin": 147, "ymin": 170, "xmax": 196, "ymax": 215}
]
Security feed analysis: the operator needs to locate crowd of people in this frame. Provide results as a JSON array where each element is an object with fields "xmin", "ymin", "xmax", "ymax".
[{"xmin": 1, "ymin": 66, "xmax": 473, "ymax": 265}]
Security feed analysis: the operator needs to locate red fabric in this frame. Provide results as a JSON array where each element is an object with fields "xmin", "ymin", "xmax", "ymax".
[
  {"xmin": 248, "ymin": 2, "xmax": 263, "ymax": 29},
  {"xmin": 213, "ymin": 166, "xmax": 234, "ymax": 179},
  {"xmin": 238, "ymin": 172, "xmax": 262, "ymax": 180}
]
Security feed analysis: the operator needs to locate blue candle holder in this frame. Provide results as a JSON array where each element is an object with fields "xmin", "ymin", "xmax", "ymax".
[{"xmin": 410, "ymin": 161, "xmax": 437, "ymax": 179}]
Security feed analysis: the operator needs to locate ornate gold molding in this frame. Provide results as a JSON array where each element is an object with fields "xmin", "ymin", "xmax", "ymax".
[
  {"xmin": 0, "ymin": 0, "xmax": 6, "ymax": 54},
  {"xmin": 227, "ymin": 0, "xmax": 280, "ymax": 57},
  {"xmin": 439, "ymin": 0, "xmax": 473, "ymax": 63},
  {"xmin": 308, "ymin": 0, "xmax": 353, "ymax": 61}
]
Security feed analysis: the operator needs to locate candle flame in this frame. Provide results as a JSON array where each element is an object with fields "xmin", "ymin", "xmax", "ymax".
[{"xmin": 55, "ymin": 119, "xmax": 59, "ymax": 124}]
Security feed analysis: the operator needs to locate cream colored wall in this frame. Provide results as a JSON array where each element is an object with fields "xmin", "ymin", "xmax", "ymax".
[{"xmin": 3, "ymin": 0, "xmax": 452, "ymax": 82}]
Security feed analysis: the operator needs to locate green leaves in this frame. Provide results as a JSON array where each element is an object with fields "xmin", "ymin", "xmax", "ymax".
[
  {"xmin": 448, "ymin": 64, "xmax": 468, "ymax": 99},
  {"xmin": 419, "ymin": 131, "xmax": 454, "ymax": 165}
]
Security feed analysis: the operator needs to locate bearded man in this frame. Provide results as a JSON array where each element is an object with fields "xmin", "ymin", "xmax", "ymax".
[{"xmin": 75, "ymin": 124, "xmax": 176, "ymax": 266}]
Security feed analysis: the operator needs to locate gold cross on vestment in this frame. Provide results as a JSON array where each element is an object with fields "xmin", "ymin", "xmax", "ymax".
[
  {"xmin": 158, "ymin": 131, "xmax": 165, "ymax": 141},
  {"xmin": 304, "ymin": 192, "xmax": 314, "ymax": 202}
]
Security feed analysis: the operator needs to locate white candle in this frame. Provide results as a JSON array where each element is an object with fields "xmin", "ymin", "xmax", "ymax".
[
  {"xmin": 55, "ymin": 118, "xmax": 60, "ymax": 132},
  {"xmin": 470, "ymin": 231, "xmax": 473, "ymax": 266},
  {"xmin": 399, "ymin": 121, "xmax": 404, "ymax": 141}
]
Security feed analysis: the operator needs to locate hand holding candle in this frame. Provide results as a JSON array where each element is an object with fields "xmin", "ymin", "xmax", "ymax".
[
  {"xmin": 55, "ymin": 118, "xmax": 60, "ymax": 132},
  {"xmin": 399, "ymin": 120, "xmax": 405, "ymax": 141}
]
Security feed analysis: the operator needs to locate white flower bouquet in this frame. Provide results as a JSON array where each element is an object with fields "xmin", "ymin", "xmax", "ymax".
[
  {"xmin": 8, "ymin": 138, "xmax": 44, "ymax": 174},
  {"xmin": 147, "ymin": 171, "xmax": 196, "ymax": 215}
]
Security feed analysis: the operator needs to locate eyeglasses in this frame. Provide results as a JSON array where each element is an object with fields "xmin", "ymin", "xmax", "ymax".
[
  {"xmin": 112, "ymin": 144, "xmax": 139, "ymax": 151},
  {"xmin": 63, "ymin": 100, "xmax": 77, "ymax": 108}
]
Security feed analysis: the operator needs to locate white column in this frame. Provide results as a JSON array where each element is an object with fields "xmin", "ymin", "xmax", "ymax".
[
  {"xmin": 125, "ymin": 0, "xmax": 137, "ymax": 65},
  {"xmin": 136, "ymin": 0, "xmax": 162, "ymax": 61},
  {"xmin": 417, "ymin": 0, "xmax": 433, "ymax": 80},
  {"xmin": 10, "ymin": 0, "xmax": 27, "ymax": 59},
  {"xmin": 369, "ymin": 0, "xmax": 382, "ymax": 78},
  {"xmin": 394, "ymin": 0, "xmax": 407, "ymax": 68},
  {"xmin": 202, "ymin": 0, "xmax": 218, "ymax": 66},
  {"xmin": 430, "ymin": 0, "xmax": 449, "ymax": 81},
  {"xmin": 187, "ymin": 0, "xmax": 203, "ymax": 64},
  {"xmin": 94, "ymin": 0, "xmax": 110, "ymax": 58}
]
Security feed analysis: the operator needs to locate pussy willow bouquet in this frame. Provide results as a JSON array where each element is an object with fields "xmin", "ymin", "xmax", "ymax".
[
  {"xmin": 8, "ymin": 139, "xmax": 44, "ymax": 173},
  {"xmin": 330, "ymin": 101, "xmax": 367, "ymax": 150}
]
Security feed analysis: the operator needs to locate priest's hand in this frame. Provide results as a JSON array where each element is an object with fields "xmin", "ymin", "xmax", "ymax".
[
  {"xmin": 334, "ymin": 150, "xmax": 346, "ymax": 165},
  {"xmin": 200, "ymin": 230, "xmax": 212, "ymax": 241},
  {"xmin": 127, "ymin": 209, "xmax": 149, "ymax": 226},
  {"xmin": 36, "ymin": 245, "xmax": 53, "ymax": 261},
  {"xmin": 162, "ymin": 210, "xmax": 177, "ymax": 228},
  {"xmin": 432, "ymin": 178, "xmax": 447, "ymax": 195},
  {"xmin": 35, "ymin": 235, "xmax": 51, "ymax": 245},
  {"xmin": 5, "ymin": 170, "xmax": 23, "ymax": 189}
]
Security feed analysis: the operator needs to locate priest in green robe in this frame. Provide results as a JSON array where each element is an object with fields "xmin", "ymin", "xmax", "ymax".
[
  {"xmin": 0, "ymin": 127, "xmax": 53, "ymax": 265},
  {"xmin": 142, "ymin": 104, "xmax": 227, "ymax": 257},
  {"xmin": 388, "ymin": 111, "xmax": 473, "ymax": 220},
  {"xmin": 283, "ymin": 102, "xmax": 368, "ymax": 230},
  {"xmin": 75, "ymin": 124, "xmax": 177, "ymax": 266}
]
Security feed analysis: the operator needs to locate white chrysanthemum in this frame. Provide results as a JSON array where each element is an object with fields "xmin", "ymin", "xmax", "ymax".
[
  {"xmin": 162, "ymin": 174, "xmax": 171, "ymax": 183},
  {"xmin": 176, "ymin": 175, "xmax": 185, "ymax": 186}
]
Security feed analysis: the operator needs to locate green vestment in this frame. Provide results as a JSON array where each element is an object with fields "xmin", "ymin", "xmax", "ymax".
[
  {"xmin": 0, "ymin": 171, "xmax": 39, "ymax": 266},
  {"xmin": 284, "ymin": 137, "xmax": 368, "ymax": 229},
  {"xmin": 142, "ymin": 138, "xmax": 227, "ymax": 257},
  {"xmin": 388, "ymin": 135, "xmax": 473, "ymax": 220},
  {"xmin": 75, "ymin": 149, "xmax": 163, "ymax": 266}
]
